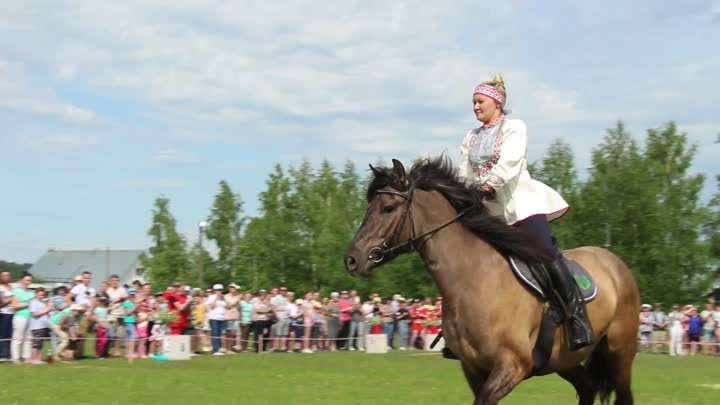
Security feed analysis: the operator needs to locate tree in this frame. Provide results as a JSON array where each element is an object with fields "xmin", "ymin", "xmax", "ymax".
[
  {"xmin": 140, "ymin": 197, "xmax": 191, "ymax": 287},
  {"xmin": 0, "ymin": 261, "xmax": 32, "ymax": 279},
  {"xmin": 532, "ymin": 139, "xmax": 581, "ymax": 248},
  {"xmin": 205, "ymin": 180, "xmax": 244, "ymax": 281}
]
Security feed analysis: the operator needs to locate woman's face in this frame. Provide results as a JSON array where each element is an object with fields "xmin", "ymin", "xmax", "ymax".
[
  {"xmin": 322, "ymin": 298, "xmax": 329, "ymax": 305},
  {"xmin": 36, "ymin": 289, "xmax": 46, "ymax": 299},
  {"xmin": 473, "ymin": 93, "xmax": 501, "ymax": 123},
  {"xmin": 21, "ymin": 275, "xmax": 32, "ymax": 287}
]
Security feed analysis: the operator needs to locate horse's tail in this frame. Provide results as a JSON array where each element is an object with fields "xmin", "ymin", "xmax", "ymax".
[{"xmin": 586, "ymin": 339, "xmax": 613, "ymax": 405}]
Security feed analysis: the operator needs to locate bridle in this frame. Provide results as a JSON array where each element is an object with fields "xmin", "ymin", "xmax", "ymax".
[{"xmin": 367, "ymin": 185, "xmax": 474, "ymax": 264}]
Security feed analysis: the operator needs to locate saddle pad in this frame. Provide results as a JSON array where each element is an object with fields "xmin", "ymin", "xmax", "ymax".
[{"xmin": 508, "ymin": 257, "xmax": 598, "ymax": 303}]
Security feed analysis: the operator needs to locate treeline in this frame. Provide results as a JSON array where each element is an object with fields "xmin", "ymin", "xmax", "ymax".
[
  {"xmin": 0, "ymin": 261, "xmax": 32, "ymax": 278},
  {"xmin": 141, "ymin": 121, "xmax": 719, "ymax": 305}
]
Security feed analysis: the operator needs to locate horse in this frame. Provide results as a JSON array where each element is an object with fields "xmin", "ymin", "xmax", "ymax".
[{"xmin": 343, "ymin": 157, "xmax": 640, "ymax": 405}]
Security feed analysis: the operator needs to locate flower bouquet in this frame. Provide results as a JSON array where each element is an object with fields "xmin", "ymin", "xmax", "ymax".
[
  {"xmin": 368, "ymin": 316, "xmax": 384, "ymax": 334},
  {"xmin": 156, "ymin": 311, "xmax": 178, "ymax": 325}
]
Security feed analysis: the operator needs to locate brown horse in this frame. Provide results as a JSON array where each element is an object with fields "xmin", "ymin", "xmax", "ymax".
[{"xmin": 344, "ymin": 158, "xmax": 640, "ymax": 405}]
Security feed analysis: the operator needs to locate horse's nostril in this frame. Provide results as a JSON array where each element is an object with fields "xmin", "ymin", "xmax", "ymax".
[{"xmin": 345, "ymin": 255, "xmax": 358, "ymax": 272}]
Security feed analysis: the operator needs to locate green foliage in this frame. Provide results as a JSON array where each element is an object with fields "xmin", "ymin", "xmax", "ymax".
[
  {"xmin": 140, "ymin": 197, "xmax": 191, "ymax": 288},
  {"xmin": 0, "ymin": 261, "xmax": 32, "ymax": 278},
  {"xmin": 205, "ymin": 180, "xmax": 244, "ymax": 281}
]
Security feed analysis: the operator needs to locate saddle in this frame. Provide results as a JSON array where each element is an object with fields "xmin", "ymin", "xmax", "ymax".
[
  {"xmin": 508, "ymin": 256, "xmax": 598, "ymax": 303},
  {"xmin": 509, "ymin": 256, "xmax": 598, "ymax": 373},
  {"xmin": 437, "ymin": 256, "xmax": 599, "ymax": 371}
]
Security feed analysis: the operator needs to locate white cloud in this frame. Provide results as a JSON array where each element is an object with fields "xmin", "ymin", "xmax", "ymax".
[
  {"xmin": 113, "ymin": 178, "xmax": 187, "ymax": 189},
  {"xmin": 152, "ymin": 149, "xmax": 197, "ymax": 164},
  {"xmin": 16, "ymin": 133, "xmax": 102, "ymax": 149},
  {"xmin": 0, "ymin": 60, "xmax": 96, "ymax": 123}
]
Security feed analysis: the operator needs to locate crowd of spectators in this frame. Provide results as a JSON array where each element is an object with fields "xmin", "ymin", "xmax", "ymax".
[
  {"xmin": 0, "ymin": 271, "xmax": 444, "ymax": 364},
  {"xmin": 4, "ymin": 269, "xmax": 718, "ymax": 365},
  {"xmin": 639, "ymin": 302, "xmax": 720, "ymax": 355}
]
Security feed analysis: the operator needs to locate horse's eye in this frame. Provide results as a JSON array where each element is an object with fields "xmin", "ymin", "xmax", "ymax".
[{"xmin": 382, "ymin": 205, "xmax": 395, "ymax": 214}]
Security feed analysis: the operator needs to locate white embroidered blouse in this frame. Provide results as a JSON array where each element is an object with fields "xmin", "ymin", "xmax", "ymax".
[{"xmin": 458, "ymin": 116, "xmax": 569, "ymax": 225}]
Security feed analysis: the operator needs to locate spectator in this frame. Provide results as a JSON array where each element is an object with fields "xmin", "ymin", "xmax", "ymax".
[
  {"xmin": 395, "ymin": 298, "xmax": 410, "ymax": 350},
  {"xmin": 206, "ymin": 284, "xmax": 228, "ymax": 355},
  {"xmin": 324, "ymin": 294, "xmax": 341, "ymax": 352},
  {"xmin": 190, "ymin": 289, "xmax": 209, "ymax": 353},
  {"xmin": 0, "ymin": 271, "xmax": 14, "ymax": 362},
  {"xmin": 639, "ymin": 304, "xmax": 654, "ymax": 350},
  {"xmin": 123, "ymin": 288, "xmax": 138, "ymax": 361},
  {"xmin": 651, "ymin": 303, "xmax": 668, "ymax": 353},
  {"xmin": 687, "ymin": 307, "xmax": 703, "ymax": 355},
  {"xmin": 49, "ymin": 304, "xmax": 85, "ymax": 363},
  {"xmin": 301, "ymin": 292, "xmax": 316, "ymax": 353},
  {"xmin": 700, "ymin": 302, "xmax": 716, "ymax": 354},
  {"xmin": 68, "ymin": 271, "xmax": 95, "ymax": 359},
  {"xmin": 224, "ymin": 283, "xmax": 241, "ymax": 353},
  {"xmin": 168, "ymin": 286, "xmax": 191, "ymax": 336},
  {"xmin": 338, "ymin": 291, "xmax": 354, "ymax": 350},
  {"xmin": 380, "ymin": 298, "xmax": 395, "ymax": 349},
  {"xmin": 239, "ymin": 292, "xmax": 253, "ymax": 352},
  {"xmin": 271, "ymin": 287, "xmax": 290, "ymax": 352},
  {"xmin": 105, "ymin": 275, "xmax": 127, "ymax": 357},
  {"xmin": 409, "ymin": 299, "xmax": 426, "ymax": 350},
  {"xmin": 287, "ymin": 294, "xmax": 303, "ymax": 352},
  {"xmin": 668, "ymin": 304, "xmax": 686, "ymax": 355},
  {"xmin": 251, "ymin": 289, "xmax": 272, "ymax": 353},
  {"xmin": 93, "ymin": 297, "xmax": 110, "ymax": 359},
  {"xmin": 11, "ymin": 273, "xmax": 35, "ymax": 365},
  {"xmin": 348, "ymin": 300, "xmax": 364, "ymax": 351},
  {"xmin": 28, "ymin": 287, "xmax": 52, "ymax": 365},
  {"xmin": 714, "ymin": 302, "xmax": 720, "ymax": 355}
]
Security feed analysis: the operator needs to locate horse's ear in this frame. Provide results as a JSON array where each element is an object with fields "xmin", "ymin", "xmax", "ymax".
[
  {"xmin": 391, "ymin": 159, "xmax": 408, "ymax": 186},
  {"xmin": 368, "ymin": 164, "xmax": 383, "ymax": 177}
]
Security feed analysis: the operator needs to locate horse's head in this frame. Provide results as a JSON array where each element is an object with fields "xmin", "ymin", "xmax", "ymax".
[{"xmin": 344, "ymin": 159, "xmax": 414, "ymax": 277}]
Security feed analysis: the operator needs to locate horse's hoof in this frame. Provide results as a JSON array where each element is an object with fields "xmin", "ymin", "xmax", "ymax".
[{"xmin": 442, "ymin": 347, "xmax": 460, "ymax": 360}]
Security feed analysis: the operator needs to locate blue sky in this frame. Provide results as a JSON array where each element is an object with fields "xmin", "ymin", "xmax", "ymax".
[{"xmin": 1, "ymin": 0, "xmax": 719, "ymax": 263}]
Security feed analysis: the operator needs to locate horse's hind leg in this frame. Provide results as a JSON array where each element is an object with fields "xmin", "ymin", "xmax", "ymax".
[
  {"xmin": 557, "ymin": 366, "xmax": 597, "ymax": 405},
  {"xmin": 605, "ymin": 350, "xmax": 635, "ymax": 405}
]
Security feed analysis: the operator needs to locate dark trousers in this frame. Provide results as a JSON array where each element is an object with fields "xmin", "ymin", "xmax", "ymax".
[
  {"xmin": 0, "ymin": 313, "xmax": 12, "ymax": 359},
  {"xmin": 253, "ymin": 321, "xmax": 270, "ymax": 352},
  {"xmin": 337, "ymin": 320, "xmax": 351, "ymax": 349},
  {"xmin": 514, "ymin": 214, "xmax": 558, "ymax": 259}
]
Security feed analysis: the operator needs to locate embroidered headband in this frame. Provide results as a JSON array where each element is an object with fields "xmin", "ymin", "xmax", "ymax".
[{"xmin": 473, "ymin": 83, "xmax": 506, "ymax": 106}]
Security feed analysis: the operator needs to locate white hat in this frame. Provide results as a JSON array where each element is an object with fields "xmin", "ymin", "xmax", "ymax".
[
  {"xmin": 641, "ymin": 304, "xmax": 652, "ymax": 310},
  {"xmin": 228, "ymin": 283, "xmax": 240, "ymax": 289},
  {"xmin": 295, "ymin": 299, "xmax": 304, "ymax": 305},
  {"xmin": 330, "ymin": 292, "xmax": 339, "ymax": 298},
  {"xmin": 184, "ymin": 286, "xmax": 192, "ymax": 292},
  {"xmin": 396, "ymin": 296, "xmax": 406, "ymax": 302},
  {"xmin": 212, "ymin": 284, "xmax": 224, "ymax": 291},
  {"xmin": 70, "ymin": 304, "xmax": 84, "ymax": 311},
  {"xmin": 73, "ymin": 275, "xmax": 83, "ymax": 282}
]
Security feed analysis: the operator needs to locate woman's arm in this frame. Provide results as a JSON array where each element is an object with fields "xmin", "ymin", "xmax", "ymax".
[
  {"xmin": 11, "ymin": 296, "xmax": 28, "ymax": 311},
  {"xmin": 458, "ymin": 130, "xmax": 472, "ymax": 183},
  {"xmin": 484, "ymin": 121, "xmax": 528, "ymax": 190}
]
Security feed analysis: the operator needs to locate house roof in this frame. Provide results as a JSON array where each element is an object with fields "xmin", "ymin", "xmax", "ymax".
[{"xmin": 29, "ymin": 249, "xmax": 145, "ymax": 289}]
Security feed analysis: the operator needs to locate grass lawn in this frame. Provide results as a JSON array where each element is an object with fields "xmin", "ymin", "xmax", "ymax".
[{"xmin": 3, "ymin": 352, "xmax": 719, "ymax": 405}]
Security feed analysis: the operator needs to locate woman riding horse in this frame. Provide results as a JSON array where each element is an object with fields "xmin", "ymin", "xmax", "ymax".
[{"xmin": 459, "ymin": 75, "xmax": 593, "ymax": 351}]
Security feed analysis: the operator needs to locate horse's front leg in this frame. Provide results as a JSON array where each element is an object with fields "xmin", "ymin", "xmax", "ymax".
[{"xmin": 474, "ymin": 353, "xmax": 529, "ymax": 405}]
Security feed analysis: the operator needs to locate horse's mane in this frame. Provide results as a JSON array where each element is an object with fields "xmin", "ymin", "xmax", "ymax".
[{"xmin": 367, "ymin": 156, "xmax": 554, "ymax": 266}]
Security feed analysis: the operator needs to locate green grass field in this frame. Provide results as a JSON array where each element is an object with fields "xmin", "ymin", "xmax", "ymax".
[{"xmin": 3, "ymin": 352, "xmax": 719, "ymax": 405}]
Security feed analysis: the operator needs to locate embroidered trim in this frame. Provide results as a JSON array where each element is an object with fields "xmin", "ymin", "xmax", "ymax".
[
  {"xmin": 467, "ymin": 116, "xmax": 506, "ymax": 179},
  {"xmin": 484, "ymin": 114, "xmax": 505, "ymax": 128},
  {"xmin": 473, "ymin": 84, "xmax": 506, "ymax": 105}
]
